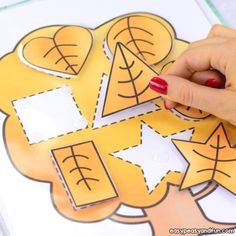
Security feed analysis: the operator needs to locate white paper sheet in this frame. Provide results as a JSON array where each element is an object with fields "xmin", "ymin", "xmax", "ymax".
[
  {"xmin": 1, "ymin": 1, "xmax": 235, "ymax": 236},
  {"xmin": 13, "ymin": 86, "xmax": 88, "ymax": 144}
]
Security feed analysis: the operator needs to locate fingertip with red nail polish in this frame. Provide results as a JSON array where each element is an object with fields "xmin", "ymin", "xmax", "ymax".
[
  {"xmin": 149, "ymin": 77, "xmax": 168, "ymax": 95},
  {"xmin": 204, "ymin": 78, "xmax": 221, "ymax": 88}
]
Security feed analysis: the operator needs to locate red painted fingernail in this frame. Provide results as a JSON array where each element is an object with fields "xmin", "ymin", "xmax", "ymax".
[
  {"xmin": 149, "ymin": 77, "xmax": 168, "ymax": 95},
  {"xmin": 204, "ymin": 79, "xmax": 221, "ymax": 88},
  {"xmin": 164, "ymin": 100, "xmax": 169, "ymax": 110}
]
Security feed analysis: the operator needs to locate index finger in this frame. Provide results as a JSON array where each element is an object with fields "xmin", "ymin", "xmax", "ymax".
[
  {"xmin": 208, "ymin": 24, "xmax": 236, "ymax": 38},
  {"xmin": 166, "ymin": 44, "xmax": 226, "ymax": 79}
]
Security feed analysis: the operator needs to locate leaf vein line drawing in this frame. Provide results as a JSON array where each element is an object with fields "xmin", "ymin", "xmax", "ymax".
[
  {"xmin": 51, "ymin": 141, "xmax": 118, "ymax": 208},
  {"xmin": 170, "ymin": 105, "xmax": 211, "ymax": 121},
  {"xmin": 43, "ymin": 43, "xmax": 78, "ymax": 58},
  {"xmin": 118, "ymin": 83, "xmax": 150, "ymax": 99},
  {"xmin": 107, "ymin": 14, "xmax": 175, "ymax": 66},
  {"xmin": 92, "ymin": 73, "xmax": 160, "ymax": 129},
  {"xmin": 63, "ymin": 154, "xmax": 90, "ymax": 163},
  {"xmin": 76, "ymin": 178, "xmax": 99, "ymax": 187},
  {"xmin": 127, "ymin": 17, "xmax": 147, "ymax": 61},
  {"xmin": 197, "ymin": 169, "xmax": 231, "ymax": 178},
  {"xmin": 55, "ymin": 39, "xmax": 77, "ymax": 74},
  {"xmin": 169, "ymin": 108, "xmax": 210, "ymax": 122},
  {"xmin": 69, "ymin": 166, "xmax": 92, "ymax": 174},
  {"xmin": 119, "ymin": 42, "xmax": 140, "ymax": 104},
  {"xmin": 212, "ymin": 134, "xmax": 220, "ymax": 180},
  {"xmin": 65, "ymin": 63, "xmax": 78, "ymax": 71},
  {"xmin": 69, "ymin": 146, "xmax": 94, "ymax": 191},
  {"xmin": 210, "ymin": 144, "xmax": 226, "ymax": 150},
  {"xmin": 113, "ymin": 26, "xmax": 153, "ymax": 40},
  {"xmin": 137, "ymin": 51, "xmax": 156, "ymax": 57},
  {"xmin": 101, "ymin": 42, "xmax": 163, "ymax": 117},
  {"xmin": 55, "ymin": 55, "xmax": 79, "ymax": 65},
  {"xmin": 192, "ymin": 149, "xmax": 236, "ymax": 162},
  {"xmin": 118, "ymin": 70, "xmax": 143, "ymax": 84},
  {"xmin": 119, "ymin": 60, "xmax": 135, "ymax": 70},
  {"xmin": 126, "ymin": 38, "xmax": 154, "ymax": 46},
  {"xmin": 173, "ymin": 123, "xmax": 236, "ymax": 194},
  {"xmin": 20, "ymin": 26, "xmax": 93, "ymax": 77}
]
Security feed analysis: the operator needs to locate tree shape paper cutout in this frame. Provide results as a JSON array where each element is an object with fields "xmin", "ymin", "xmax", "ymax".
[
  {"xmin": 111, "ymin": 183, "xmax": 236, "ymax": 235},
  {"xmin": 106, "ymin": 15, "xmax": 173, "ymax": 65},
  {"xmin": 102, "ymin": 43, "xmax": 161, "ymax": 117},
  {"xmin": 172, "ymin": 105, "xmax": 211, "ymax": 121},
  {"xmin": 21, "ymin": 26, "xmax": 93, "ymax": 78},
  {"xmin": 173, "ymin": 123, "xmax": 236, "ymax": 194},
  {"xmin": 51, "ymin": 141, "xmax": 118, "ymax": 208},
  {"xmin": 3, "ymin": 11, "xmax": 236, "ymax": 233}
]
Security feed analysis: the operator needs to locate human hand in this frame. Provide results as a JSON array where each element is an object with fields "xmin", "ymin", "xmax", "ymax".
[{"xmin": 149, "ymin": 25, "xmax": 236, "ymax": 125}]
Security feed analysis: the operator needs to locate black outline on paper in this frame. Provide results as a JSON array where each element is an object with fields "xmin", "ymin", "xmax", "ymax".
[
  {"xmin": 171, "ymin": 105, "xmax": 212, "ymax": 122},
  {"xmin": 12, "ymin": 86, "xmax": 88, "ymax": 144},
  {"xmin": 51, "ymin": 140, "xmax": 118, "ymax": 209},
  {"xmin": 105, "ymin": 14, "xmax": 174, "ymax": 66},
  {"xmin": 22, "ymin": 25, "xmax": 93, "ymax": 78},
  {"xmin": 172, "ymin": 123, "xmax": 236, "ymax": 195},
  {"xmin": 1, "ymin": 12, "xmax": 235, "ymax": 230},
  {"xmin": 101, "ymin": 42, "xmax": 161, "ymax": 117},
  {"xmin": 110, "ymin": 120, "xmax": 195, "ymax": 194},
  {"xmin": 91, "ymin": 73, "xmax": 160, "ymax": 129},
  {"xmin": 109, "ymin": 183, "xmax": 236, "ymax": 236}
]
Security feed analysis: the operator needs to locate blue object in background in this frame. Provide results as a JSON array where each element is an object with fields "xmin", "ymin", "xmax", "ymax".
[{"xmin": 0, "ymin": 0, "xmax": 33, "ymax": 10}]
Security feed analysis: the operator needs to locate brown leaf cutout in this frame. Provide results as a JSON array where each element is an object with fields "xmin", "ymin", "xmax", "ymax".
[
  {"xmin": 22, "ymin": 26, "xmax": 93, "ymax": 78},
  {"xmin": 173, "ymin": 123, "xmax": 236, "ymax": 194},
  {"xmin": 51, "ymin": 141, "xmax": 118, "ymax": 208},
  {"xmin": 106, "ymin": 15, "xmax": 173, "ymax": 65},
  {"xmin": 102, "ymin": 43, "xmax": 161, "ymax": 117}
]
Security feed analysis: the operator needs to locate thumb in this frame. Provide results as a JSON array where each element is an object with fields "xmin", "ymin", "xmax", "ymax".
[{"xmin": 149, "ymin": 75, "xmax": 228, "ymax": 116}]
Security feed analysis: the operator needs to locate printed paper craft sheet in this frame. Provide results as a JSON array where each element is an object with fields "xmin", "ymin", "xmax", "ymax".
[{"xmin": 1, "ymin": 0, "xmax": 236, "ymax": 236}]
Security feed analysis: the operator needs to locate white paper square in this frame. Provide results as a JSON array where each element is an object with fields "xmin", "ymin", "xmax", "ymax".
[{"xmin": 13, "ymin": 86, "xmax": 87, "ymax": 144}]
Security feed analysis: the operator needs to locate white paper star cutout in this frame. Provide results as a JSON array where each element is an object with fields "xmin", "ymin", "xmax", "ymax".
[{"xmin": 111, "ymin": 122, "xmax": 194, "ymax": 193}]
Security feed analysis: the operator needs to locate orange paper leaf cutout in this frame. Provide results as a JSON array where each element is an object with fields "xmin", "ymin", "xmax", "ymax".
[
  {"xmin": 160, "ymin": 61, "xmax": 174, "ymax": 74},
  {"xmin": 51, "ymin": 141, "xmax": 118, "ymax": 208},
  {"xmin": 106, "ymin": 15, "xmax": 173, "ymax": 65},
  {"xmin": 173, "ymin": 105, "xmax": 211, "ymax": 121},
  {"xmin": 22, "ymin": 26, "xmax": 93, "ymax": 77},
  {"xmin": 173, "ymin": 123, "xmax": 236, "ymax": 194},
  {"xmin": 160, "ymin": 61, "xmax": 211, "ymax": 121},
  {"xmin": 102, "ymin": 43, "xmax": 161, "ymax": 117}
]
